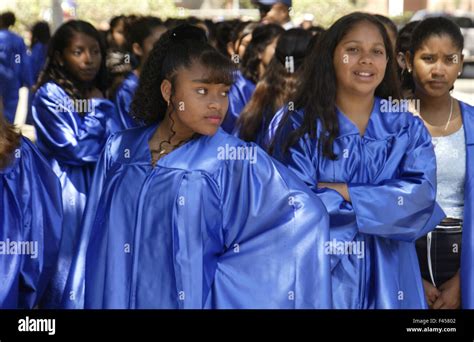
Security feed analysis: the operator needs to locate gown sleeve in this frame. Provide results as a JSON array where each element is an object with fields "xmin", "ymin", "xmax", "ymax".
[
  {"xmin": 347, "ymin": 117, "xmax": 444, "ymax": 241},
  {"xmin": 271, "ymin": 112, "xmax": 444, "ymax": 243},
  {"xmin": 114, "ymin": 79, "xmax": 138, "ymax": 130},
  {"xmin": 32, "ymin": 83, "xmax": 120, "ymax": 165},
  {"xmin": 210, "ymin": 144, "xmax": 332, "ymax": 309}
]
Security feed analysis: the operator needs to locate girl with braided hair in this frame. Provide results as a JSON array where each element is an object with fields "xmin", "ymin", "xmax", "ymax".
[{"xmin": 62, "ymin": 24, "xmax": 331, "ymax": 309}]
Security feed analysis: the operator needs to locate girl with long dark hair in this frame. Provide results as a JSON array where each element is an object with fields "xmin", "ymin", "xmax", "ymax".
[
  {"xmin": 112, "ymin": 16, "xmax": 166, "ymax": 129},
  {"xmin": 237, "ymin": 28, "xmax": 312, "ymax": 146},
  {"xmin": 32, "ymin": 20, "xmax": 120, "ymax": 308},
  {"xmin": 269, "ymin": 12, "xmax": 443, "ymax": 309},
  {"xmin": 221, "ymin": 23, "xmax": 283, "ymax": 133}
]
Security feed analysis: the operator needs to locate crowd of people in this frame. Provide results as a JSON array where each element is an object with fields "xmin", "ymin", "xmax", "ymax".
[{"xmin": 0, "ymin": 0, "xmax": 472, "ymax": 310}]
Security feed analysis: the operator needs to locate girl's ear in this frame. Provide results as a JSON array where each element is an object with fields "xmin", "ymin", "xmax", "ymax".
[
  {"xmin": 132, "ymin": 42, "xmax": 143, "ymax": 57},
  {"xmin": 397, "ymin": 52, "xmax": 406, "ymax": 70},
  {"xmin": 54, "ymin": 51, "xmax": 64, "ymax": 67},
  {"xmin": 404, "ymin": 51, "xmax": 413, "ymax": 72},
  {"xmin": 160, "ymin": 79, "xmax": 172, "ymax": 104}
]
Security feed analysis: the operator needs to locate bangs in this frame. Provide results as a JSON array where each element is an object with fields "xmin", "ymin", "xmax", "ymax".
[{"xmin": 197, "ymin": 50, "xmax": 236, "ymax": 86}]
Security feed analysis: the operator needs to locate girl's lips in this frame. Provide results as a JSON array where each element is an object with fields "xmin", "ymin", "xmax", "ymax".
[
  {"xmin": 205, "ymin": 116, "xmax": 222, "ymax": 124},
  {"xmin": 353, "ymin": 71, "xmax": 375, "ymax": 81},
  {"xmin": 428, "ymin": 81, "xmax": 447, "ymax": 88},
  {"xmin": 80, "ymin": 69, "xmax": 97, "ymax": 75}
]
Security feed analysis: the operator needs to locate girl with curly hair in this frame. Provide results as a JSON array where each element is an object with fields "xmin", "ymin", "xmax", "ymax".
[
  {"xmin": 62, "ymin": 24, "xmax": 331, "ymax": 309},
  {"xmin": 32, "ymin": 20, "xmax": 120, "ymax": 308}
]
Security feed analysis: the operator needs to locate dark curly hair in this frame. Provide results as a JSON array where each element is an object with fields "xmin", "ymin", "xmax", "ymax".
[
  {"xmin": 240, "ymin": 23, "xmax": 284, "ymax": 84},
  {"xmin": 130, "ymin": 24, "xmax": 236, "ymax": 125},
  {"xmin": 271, "ymin": 12, "xmax": 401, "ymax": 159},
  {"xmin": 35, "ymin": 20, "xmax": 108, "ymax": 104}
]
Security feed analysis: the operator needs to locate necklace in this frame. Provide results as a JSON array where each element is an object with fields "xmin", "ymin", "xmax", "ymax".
[
  {"xmin": 444, "ymin": 97, "xmax": 454, "ymax": 131},
  {"xmin": 150, "ymin": 141, "xmax": 173, "ymax": 165},
  {"xmin": 150, "ymin": 134, "xmax": 194, "ymax": 166}
]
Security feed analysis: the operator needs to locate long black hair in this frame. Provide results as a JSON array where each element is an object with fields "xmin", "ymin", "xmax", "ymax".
[
  {"xmin": 35, "ymin": 20, "xmax": 108, "ymax": 102},
  {"xmin": 396, "ymin": 20, "xmax": 419, "ymax": 94},
  {"xmin": 31, "ymin": 21, "xmax": 50, "ymax": 47},
  {"xmin": 273, "ymin": 12, "xmax": 400, "ymax": 159},
  {"xmin": 125, "ymin": 16, "xmax": 164, "ymax": 62},
  {"xmin": 240, "ymin": 23, "xmax": 284, "ymax": 84},
  {"xmin": 130, "ymin": 24, "xmax": 235, "ymax": 125},
  {"xmin": 238, "ymin": 28, "xmax": 312, "ymax": 142}
]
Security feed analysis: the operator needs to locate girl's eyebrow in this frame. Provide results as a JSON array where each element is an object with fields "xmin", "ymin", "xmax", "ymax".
[
  {"xmin": 69, "ymin": 44, "xmax": 98, "ymax": 50},
  {"xmin": 342, "ymin": 40, "xmax": 385, "ymax": 47},
  {"xmin": 419, "ymin": 51, "xmax": 459, "ymax": 56},
  {"xmin": 192, "ymin": 78, "xmax": 213, "ymax": 83}
]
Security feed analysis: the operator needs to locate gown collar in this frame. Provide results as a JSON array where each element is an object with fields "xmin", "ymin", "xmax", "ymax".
[{"xmin": 335, "ymin": 97, "xmax": 381, "ymax": 139}]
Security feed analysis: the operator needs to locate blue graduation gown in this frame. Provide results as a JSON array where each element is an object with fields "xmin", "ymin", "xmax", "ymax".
[
  {"xmin": 0, "ymin": 29, "xmax": 33, "ymax": 122},
  {"xmin": 0, "ymin": 64, "xmax": 8, "ymax": 100},
  {"xmin": 0, "ymin": 137, "xmax": 63, "ymax": 308},
  {"xmin": 460, "ymin": 100, "xmax": 474, "ymax": 309},
  {"xmin": 221, "ymin": 71, "xmax": 255, "ymax": 134},
  {"xmin": 113, "ymin": 72, "xmax": 140, "ymax": 130},
  {"xmin": 30, "ymin": 42, "xmax": 48, "ymax": 84},
  {"xmin": 269, "ymin": 97, "xmax": 445, "ymax": 309},
  {"xmin": 62, "ymin": 126, "xmax": 332, "ymax": 309},
  {"xmin": 32, "ymin": 81, "xmax": 121, "ymax": 308}
]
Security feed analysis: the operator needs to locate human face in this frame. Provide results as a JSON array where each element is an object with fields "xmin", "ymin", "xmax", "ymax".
[
  {"xmin": 236, "ymin": 33, "xmax": 252, "ymax": 59},
  {"xmin": 262, "ymin": 3, "xmax": 290, "ymax": 25},
  {"xmin": 260, "ymin": 37, "xmax": 278, "ymax": 67},
  {"xmin": 135, "ymin": 26, "xmax": 167, "ymax": 67},
  {"xmin": 407, "ymin": 34, "xmax": 463, "ymax": 98},
  {"xmin": 112, "ymin": 20, "xmax": 125, "ymax": 48},
  {"xmin": 164, "ymin": 62, "xmax": 231, "ymax": 137},
  {"xmin": 59, "ymin": 32, "xmax": 102, "ymax": 82},
  {"xmin": 333, "ymin": 21, "xmax": 388, "ymax": 98}
]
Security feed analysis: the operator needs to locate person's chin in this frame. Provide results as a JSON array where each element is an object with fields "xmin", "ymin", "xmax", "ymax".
[{"xmin": 422, "ymin": 85, "xmax": 447, "ymax": 97}]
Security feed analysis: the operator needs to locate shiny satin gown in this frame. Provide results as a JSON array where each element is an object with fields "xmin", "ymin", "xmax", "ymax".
[
  {"xmin": 32, "ymin": 81, "xmax": 120, "ymax": 308},
  {"xmin": 0, "ymin": 137, "xmax": 63, "ymax": 308},
  {"xmin": 62, "ymin": 125, "xmax": 332, "ymax": 309},
  {"xmin": 0, "ymin": 29, "xmax": 33, "ymax": 122},
  {"xmin": 113, "ymin": 72, "xmax": 141, "ymax": 130},
  {"xmin": 221, "ymin": 71, "xmax": 255, "ymax": 134},
  {"xmin": 269, "ymin": 97, "xmax": 445, "ymax": 309}
]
